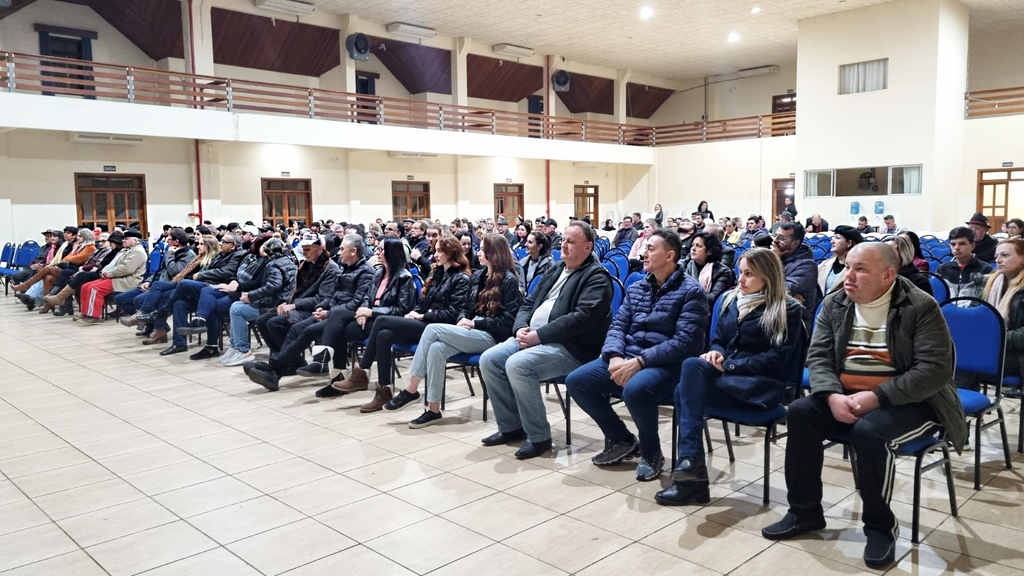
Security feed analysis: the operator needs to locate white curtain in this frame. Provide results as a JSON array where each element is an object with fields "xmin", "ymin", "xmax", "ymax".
[
  {"xmin": 902, "ymin": 165, "xmax": 922, "ymax": 195},
  {"xmin": 839, "ymin": 58, "xmax": 888, "ymax": 94}
]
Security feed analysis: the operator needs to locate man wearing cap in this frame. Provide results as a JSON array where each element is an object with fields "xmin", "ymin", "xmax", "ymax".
[
  {"xmin": 771, "ymin": 211, "xmax": 794, "ymax": 234},
  {"xmin": 967, "ymin": 212, "xmax": 997, "ymax": 263},
  {"xmin": 818, "ymin": 225, "xmax": 863, "ymax": 296},
  {"xmin": 115, "ymin": 228, "xmax": 195, "ymax": 326},
  {"xmin": 77, "ymin": 229, "xmax": 147, "ymax": 325},
  {"xmin": 880, "ymin": 215, "xmax": 906, "ymax": 236},
  {"xmin": 545, "ymin": 219, "xmax": 563, "ymax": 251},
  {"xmin": 239, "ymin": 225, "xmax": 259, "ymax": 251},
  {"xmin": 497, "ymin": 217, "xmax": 516, "ymax": 245}
]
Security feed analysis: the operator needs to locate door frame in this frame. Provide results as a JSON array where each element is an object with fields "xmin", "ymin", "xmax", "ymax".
[
  {"xmin": 74, "ymin": 172, "xmax": 148, "ymax": 235},
  {"xmin": 261, "ymin": 177, "xmax": 313, "ymax": 228},
  {"xmin": 493, "ymin": 183, "xmax": 524, "ymax": 222},
  {"xmin": 977, "ymin": 168, "xmax": 1024, "ymax": 232},
  {"xmin": 391, "ymin": 180, "xmax": 431, "ymax": 220},
  {"xmin": 771, "ymin": 178, "xmax": 795, "ymax": 222}
]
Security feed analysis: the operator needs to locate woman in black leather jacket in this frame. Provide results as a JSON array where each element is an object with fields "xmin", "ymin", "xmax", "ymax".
[
  {"xmin": 324, "ymin": 236, "xmax": 471, "ymax": 412},
  {"xmin": 317, "ymin": 238, "xmax": 415, "ymax": 396},
  {"xmin": 682, "ymin": 232, "xmax": 736, "ymax": 305},
  {"xmin": 386, "ymin": 233, "xmax": 524, "ymax": 426}
]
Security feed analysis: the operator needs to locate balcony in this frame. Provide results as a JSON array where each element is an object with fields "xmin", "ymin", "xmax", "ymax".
[{"xmin": 965, "ymin": 86, "xmax": 1024, "ymax": 119}]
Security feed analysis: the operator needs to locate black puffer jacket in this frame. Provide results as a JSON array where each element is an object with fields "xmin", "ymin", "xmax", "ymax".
[
  {"xmin": 417, "ymin": 265, "xmax": 471, "ymax": 324},
  {"xmin": 247, "ymin": 254, "xmax": 297, "ymax": 309},
  {"xmin": 364, "ymin": 267, "xmax": 416, "ymax": 318},
  {"xmin": 291, "ymin": 254, "xmax": 339, "ymax": 312},
  {"xmin": 194, "ymin": 248, "xmax": 246, "ymax": 284},
  {"xmin": 322, "ymin": 258, "xmax": 374, "ymax": 313},
  {"xmin": 459, "ymin": 268, "xmax": 524, "ymax": 342}
]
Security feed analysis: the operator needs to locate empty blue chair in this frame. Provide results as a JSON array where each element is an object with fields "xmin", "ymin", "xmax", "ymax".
[
  {"xmin": 551, "ymin": 249, "xmax": 561, "ymax": 262},
  {"xmin": 514, "ymin": 247, "xmax": 527, "ymax": 260},
  {"xmin": 928, "ymin": 273, "xmax": 949, "ymax": 303},
  {"xmin": 624, "ymin": 271, "xmax": 645, "ymax": 289},
  {"xmin": 609, "ymin": 253, "xmax": 629, "ymax": 283},
  {"xmin": 602, "ymin": 260, "xmax": 619, "ymax": 281},
  {"xmin": 941, "ymin": 297, "xmax": 1014, "ymax": 489},
  {"xmin": 0, "ymin": 243, "xmax": 13, "ymax": 267},
  {"xmin": 527, "ymin": 274, "xmax": 542, "ymax": 296}
]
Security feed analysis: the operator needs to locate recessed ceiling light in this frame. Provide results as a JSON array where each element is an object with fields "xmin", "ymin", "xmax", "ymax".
[
  {"xmin": 750, "ymin": 6, "xmax": 761, "ymax": 14},
  {"xmin": 728, "ymin": 31, "xmax": 741, "ymax": 43},
  {"xmin": 639, "ymin": 6, "xmax": 654, "ymax": 20}
]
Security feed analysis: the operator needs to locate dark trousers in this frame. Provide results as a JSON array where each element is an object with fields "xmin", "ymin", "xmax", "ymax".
[
  {"xmin": 675, "ymin": 357, "xmax": 753, "ymax": 458},
  {"xmin": 169, "ymin": 280, "xmax": 206, "ymax": 347},
  {"xmin": 271, "ymin": 315, "xmax": 326, "ymax": 375},
  {"xmin": 566, "ymin": 358, "xmax": 680, "ymax": 462},
  {"xmin": 784, "ymin": 394, "xmax": 938, "ymax": 539},
  {"xmin": 55, "ymin": 268, "xmax": 76, "ymax": 291},
  {"xmin": 358, "ymin": 316, "xmax": 429, "ymax": 387},
  {"xmin": 114, "ymin": 287, "xmax": 145, "ymax": 314},
  {"xmin": 68, "ymin": 271, "xmax": 102, "ymax": 301},
  {"xmin": 322, "ymin": 309, "xmax": 371, "ymax": 370},
  {"xmin": 196, "ymin": 286, "xmax": 233, "ymax": 343}
]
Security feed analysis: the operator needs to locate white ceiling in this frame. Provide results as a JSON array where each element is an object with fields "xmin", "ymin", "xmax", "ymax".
[{"xmin": 312, "ymin": 0, "xmax": 1024, "ymax": 80}]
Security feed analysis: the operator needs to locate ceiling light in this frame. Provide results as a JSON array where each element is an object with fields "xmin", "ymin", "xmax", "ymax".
[
  {"xmin": 727, "ymin": 31, "xmax": 741, "ymax": 43},
  {"xmin": 750, "ymin": 6, "xmax": 761, "ymax": 14},
  {"xmin": 493, "ymin": 43, "xmax": 535, "ymax": 58},
  {"xmin": 386, "ymin": 22, "xmax": 437, "ymax": 39},
  {"xmin": 639, "ymin": 6, "xmax": 654, "ymax": 20},
  {"xmin": 254, "ymin": 0, "xmax": 315, "ymax": 16}
]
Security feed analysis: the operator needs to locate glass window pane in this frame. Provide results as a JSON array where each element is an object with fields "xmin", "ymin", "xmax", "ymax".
[
  {"xmin": 114, "ymin": 194, "xmax": 127, "ymax": 219},
  {"xmin": 296, "ymin": 195, "xmax": 307, "ymax": 217},
  {"xmin": 409, "ymin": 184, "xmax": 424, "ymax": 192},
  {"xmin": 81, "ymin": 193, "xmax": 93, "ymax": 219},
  {"xmin": 982, "ymin": 172, "xmax": 1008, "ymax": 181},
  {"xmin": 110, "ymin": 177, "xmax": 136, "ymax": 189},
  {"xmin": 995, "ymin": 184, "xmax": 1007, "ymax": 206},
  {"xmin": 96, "ymin": 193, "xmax": 107, "ymax": 219}
]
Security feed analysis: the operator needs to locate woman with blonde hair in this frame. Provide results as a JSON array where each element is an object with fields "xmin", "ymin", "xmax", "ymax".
[
  {"xmin": 983, "ymin": 238, "xmax": 1024, "ymax": 397},
  {"xmin": 887, "ymin": 236, "xmax": 932, "ymax": 296},
  {"xmin": 657, "ymin": 247, "xmax": 803, "ymax": 506}
]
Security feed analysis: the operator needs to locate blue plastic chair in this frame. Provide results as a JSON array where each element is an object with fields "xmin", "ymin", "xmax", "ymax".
[
  {"xmin": 602, "ymin": 260, "xmax": 619, "ymax": 281},
  {"xmin": 527, "ymin": 275, "xmax": 542, "ymax": 296},
  {"xmin": 551, "ymin": 249, "xmax": 562, "ymax": 262},
  {"xmin": 0, "ymin": 243, "xmax": 13, "ymax": 267},
  {"xmin": 609, "ymin": 253, "xmax": 629, "ymax": 283},
  {"xmin": 707, "ymin": 295, "xmax": 727, "ymax": 345},
  {"xmin": 941, "ymin": 297, "xmax": 1013, "ymax": 489},
  {"xmin": 928, "ymin": 273, "xmax": 949, "ymax": 304},
  {"xmin": 624, "ymin": 271, "xmax": 645, "ymax": 289},
  {"xmin": 514, "ymin": 247, "xmax": 527, "ymax": 260}
]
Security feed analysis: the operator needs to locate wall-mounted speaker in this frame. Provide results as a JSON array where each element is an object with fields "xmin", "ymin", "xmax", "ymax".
[
  {"xmin": 346, "ymin": 33, "xmax": 370, "ymax": 61},
  {"xmin": 551, "ymin": 70, "xmax": 570, "ymax": 92}
]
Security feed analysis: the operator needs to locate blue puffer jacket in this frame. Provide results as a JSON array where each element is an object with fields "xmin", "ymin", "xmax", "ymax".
[{"xmin": 601, "ymin": 267, "xmax": 709, "ymax": 366}]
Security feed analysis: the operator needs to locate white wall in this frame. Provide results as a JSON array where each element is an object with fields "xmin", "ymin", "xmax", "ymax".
[
  {"xmin": 648, "ymin": 64, "xmax": 797, "ymax": 125},
  {"xmin": 967, "ymin": 27, "xmax": 1024, "ymax": 92}
]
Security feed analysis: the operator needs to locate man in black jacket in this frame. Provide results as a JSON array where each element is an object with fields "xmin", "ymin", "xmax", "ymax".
[
  {"xmin": 773, "ymin": 222, "xmax": 817, "ymax": 328},
  {"xmin": 409, "ymin": 219, "xmax": 433, "ymax": 277},
  {"xmin": 613, "ymin": 216, "xmax": 638, "ymax": 248},
  {"xmin": 479, "ymin": 222, "xmax": 613, "ymax": 459},
  {"xmin": 247, "ymin": 235, "xmax": 374, "ymax": 391},
  {"xmin": 967, "ymin": 212, "xmax": 997, "ymax": 263},
  {"xmin": 255, "ymin": 232, "xmax": 339, "ymax": 358},
  {"xmin": 937, "ymin": 226, "xmax": 993, "ymax": 301}
]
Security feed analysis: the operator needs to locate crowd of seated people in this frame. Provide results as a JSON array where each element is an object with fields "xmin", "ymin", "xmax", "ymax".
[{"xmin": 12, "ymin": 200, "xmax": 1024, "ymax": 570}]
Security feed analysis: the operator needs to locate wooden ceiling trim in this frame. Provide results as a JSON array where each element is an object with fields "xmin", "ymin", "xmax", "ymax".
[
  {"xmin": 626, "ymin": 82, "xmax": 675, "ymax": 119},
  {"xmin": 466, "ymin": 54, "xmax": 543, "ymax": 103},
  {"xmin": 367, "ymin": 35, "xmax": 451, "ymax": 95},
  {"xmin": 555, "ymin": 71, "xmax": 613, "ymax": 115},
  {"xmin": 80, "ymin": 0, "xmax": 183, "ymax": 61},
  {"xmin": 211, "ymin": 8, "xmax": 340, "ymax": 77}
]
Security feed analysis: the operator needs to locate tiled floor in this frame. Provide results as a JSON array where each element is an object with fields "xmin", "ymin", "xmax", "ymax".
[{"xmin": 1, "ymin": 296, "xmax": 1023, "ymax": 575}]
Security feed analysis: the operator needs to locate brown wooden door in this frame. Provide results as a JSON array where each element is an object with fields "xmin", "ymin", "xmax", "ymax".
[
  {"xmin": 76, "ymin": 174, "xmax": 147, "ymax": 234},
  {"xmin": 393, "ymin": 181, "xmax": 430, "ymax": 220},
  {"xmin": 771, "ymin": 178, "xmax": 795, "ymax": 222},
  {"xmin": 494, "ymin": 184, "xmax": 524, "ymax": 222},
  {"xmin": 772, "ymin": 93, "xmax": 796, "ymax": 114},
  {"xmin": 977, "ymin": 168, "xmax": 1024, "ymax": 232},
  {"xmin": 262, "ymin": 178, "xmax": 312, "ymax": 229},
  {"xmin": 574, "ymin": 185, "xmax": 598, "ymax": 221}
]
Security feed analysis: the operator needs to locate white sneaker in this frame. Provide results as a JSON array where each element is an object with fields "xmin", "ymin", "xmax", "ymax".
[
  {"xmin": 218, "ymin": 348, "xmax": 238, "ymax": 363},
  {"xmin": 224, "ymin": 350, "xmax": 254, "ymax": 367}
]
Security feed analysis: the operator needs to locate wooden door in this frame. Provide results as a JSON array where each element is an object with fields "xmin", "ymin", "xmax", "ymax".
[
  {"xmin": 392, "ymin": 181, "xmax": 430, "ymax": 220},
  {"xmin": 573, "ymin": 185, "xmax": 598, "ymax": 222},
  {"xmin": 75, "ymin": 174, "xmax": 147, "ymax": 234},
  {"xmin": 771, "ymin": 178, "xmax": 795, "ymax": 222},
  {"xmin": 262, "ymin": 178, "xmax": 312, "ymax": 228},
  {"xmin": 494, "ymin": 184, "xmax": 524, "ymax": 222},
  {"xmin": 978, "ymin": 168, "xmax": 1024, "ymax": 232}
]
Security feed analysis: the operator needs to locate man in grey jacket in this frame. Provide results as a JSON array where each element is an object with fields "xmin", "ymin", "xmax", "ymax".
[
  {"xmin": 762, "ymin": 243, "xmax": 966, "ymax": 569},
  {"xmin": 115, "ymin": 228, "xmax": 195, "ymax": 319}
]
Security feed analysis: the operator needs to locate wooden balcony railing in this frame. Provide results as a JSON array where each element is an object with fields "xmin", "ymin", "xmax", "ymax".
[
  {"xmin": 965, "ymin": 86, "xmax": 1024, "ymax": 119},
  {"xmin": 0, "ymin": 51, "xmax": 797, "ymax": 147}
]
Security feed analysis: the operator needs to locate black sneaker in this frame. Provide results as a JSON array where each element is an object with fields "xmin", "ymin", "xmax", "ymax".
[
  {"xmin": 296, "ymin": 360, "xmax": 329, "ymax": 377},
  {"xmin": 761, "ymin": 512, "xmax": 827, "ymax": 541},
  {"xmin": 408, "ymin": 410, "xmax": 443, "ymax": 429},
  {"xmin": 591, "ymin": 436, "xmax": 641, "ymax": 466},
  {"xmin": 176, "ymin": 317, "xmax": 207, "ymax": 336},
  {"xmin": 384, "ymin": 389, "xmax": 421, "ymax": 411},
  {"xmin": 316, "ymin": 384, "xmax": 344, "ymax": 398},
  {"xmin": 189, "ymin": 345, "xmax": 220, "ymax": 360},
  {"xmin": 863, "ymin": 528, "xmax": 897, "ymax": 568}
]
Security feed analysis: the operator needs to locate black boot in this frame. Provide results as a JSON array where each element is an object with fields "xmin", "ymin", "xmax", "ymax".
[{"xmin": 656, "ymin": 457, "xmax": 710, "ymax": 506}]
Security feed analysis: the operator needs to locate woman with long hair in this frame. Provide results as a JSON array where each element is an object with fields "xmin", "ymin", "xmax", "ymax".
[
  {"xmin": 888, "ymin": 236, "xmax": 933, "ymax": 296},
  {"xmin": 983, "ymin": 238, "xmax": 1024, "ymax": 394},
  {"xmin": 657, "ymin": 248, "xmax": 802, "ymax": 506},
  {"xmin": 456, "ymin": 231, "xmax": 482, "ymax": 270},
  {"xmin": 323, "ymin": 235, "xmax": 471, "ymax": 413},
  {"xmin": 696, "ymin": 200, "xmax": 714, "ymax": 221},
  {"xmin": 682, "ymin": 231, "xmax": 736, "ymax": 305},
  {"xmin": 386, "ymin": 234, "xmax": 524, "ymax": 427},
  {"xmin": 17, "ymin": 228, "xmax": 96, "ymax": 311},
  {"xmin": 602, "ymin": 218, "xmax": 616, "ymax": 232},
  {"xmin": 899, "ymin": 231, "xmax": 929, "ymax": 273},
  {"xmin": 514, "ymin": 222, "xmax": 532, "ymax": 251},
  {"xmin": 654, "ymin": 203, "xmax": 664, "ymax": 226},
  {"xmin": 518, "ymin": 231, "xmax": 553, "ymax": 294}
]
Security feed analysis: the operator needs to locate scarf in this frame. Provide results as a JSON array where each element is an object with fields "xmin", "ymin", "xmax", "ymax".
[
  {"xmin": 736, "ymin": 291, "xmax": 766, "ymax": 322},
  {"xmin": 986, "ymin": 272, "xmax": 1016, "ymax": 320},
  {"xmin": 698, "ymin": 262, "xmax": 714, "ymax": 293}
]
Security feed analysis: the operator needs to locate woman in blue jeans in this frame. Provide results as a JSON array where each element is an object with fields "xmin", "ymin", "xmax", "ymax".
[
  {"xmin": 385, "ymin": 233, "xmax": 523, "ymax": 428},
  {"xmin": 227, "ymin": 238, "xmax": 297, "ymax": 367},
  {"xmin": 656, "ymin": 247, "xmax": 802, "ymax": 506},
  {"xmin": 127, "ymin": 235, "xmax": 218, "ymax": 341}
]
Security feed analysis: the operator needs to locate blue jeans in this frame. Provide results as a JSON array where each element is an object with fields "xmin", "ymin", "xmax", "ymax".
[
  {"xmin": 566, "ymin": 358, "xmax": 680, "ymax": 462},
  {"xmin": 168, "ymin": 280, "xmax": 207, "ymax": 347},
  {"xmin": 479, "ymin": 337, "xmax": 583, "ymax": 443},
  {"xmin": 114, "ymin": 287, "xmax": 145, "ymax": 314},
  {"xmin": 229, "ymin": 301, "xmax": 261, "ymax": 352},
  {"xmin": 196, "ymin": 286, "xmax": 233, "ymax": 342},
  {"xmin": 675, "ymin": 357, "xmax": 750, "ymax": 459},
  {"xmin": 139, "ymin": 280, "xmax": 177, "ymax": 313},
  {"xmin": 409, "ymin": 323, "xmax": 496, "ymax": 404}
]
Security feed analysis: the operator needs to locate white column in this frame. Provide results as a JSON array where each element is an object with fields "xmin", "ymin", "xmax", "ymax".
[
  {"xmin": 337, "ymin": 14, "xmax": 359, "ymax": 94},
  {"xmin": 613, "ymin": 69, "xmax": 633, "ymax": 124},
  {"xmin": 180, "ymin": 0, "xmax": 214, "ymax": 76},
  {"xmin": 451, "ymin": 37, "xmax": 469, "ymax": 107},
  {"xmin": 544, "ymin": 54, "xmax": 561, "ymax": 118}
]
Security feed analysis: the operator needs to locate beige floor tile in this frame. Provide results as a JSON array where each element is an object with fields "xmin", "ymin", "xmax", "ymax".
[
  {"xmin": 154, "ymin": 476, "xmax": 263, "ymax": 518},
  {"xmin": 729, "ymin": 542, "xmax": 868, "ymax": 576},
  {"xmin": 441, "ymin": 492, "xmax": 559, "ymax": 541},
  {"xmin": 188, "ymin": 495, "xmax": 306, "ymax": 544},
  {"xmin": 958, "ymin": 490, "xmax": 1024, "ymax": 531},
  {"xmin": 432, "ymin": 543, "xmax": 568, "ymax": 576},
  {"xmin": 577, "ymin": 542, "xmax": 719, "ymax": 576},
  {"xmin": 981, "ymin": 467, "xmax": 1024, "ymax": 501},
  {"xmin": 0, "ymin": 522, "xmax": 80, "ymax": 572},
  {"xmin": 203, "ymin": 442, "xmax": 295, "ymax": 474},
  {"xmin": 567, "ymin": 491, "xmax": 688, "ymax": 541},
  {"xmin": 691, "ymin": 490, "xmax": 791, "ymax": 536},
  {"xmin": 315, "ymin": 493, "xmax": 432, "ymax": 542},
  {"xmin": 34, "ymin": 478, "xmax": 147, "ymax": 520},
  {"xmin": 75, "ymin": 430, "xmax": 167, "ymax": 460},
  {"xmin": 227, "ymin": 518, "xmax": 356, "ymax": 575},
  {"xmin": 122, "ymin": 459, "xmax": 226, "ymax": 495},
  {"xmin": 505, "ymin": 515, "xmax": 632, "ymax": 574},
  {"xmin": 234, "ymin": 457, "xmax": 334, "ymax": 493},
  {"xmin": 57, "ymin": 498, "xmax": 178, "ymax": 548},
  {"xmin": 285, "ymin": 545, "xmax": 416, "ymax": 576},
  {"xmin": 0, "ymin": 420, "xmax": 51, "ymax": 443},
  {"xmin": 141, "ymin": 547, "xmax": 262, "ymax": 576},
  {"xmin": 389, "ymin": 472, "xmax": 496, "ymax": 514},
  {"xmin": 450, "ymin": 454, "xmax": 554, "ymax": 490},
  {"xmin": 556, "ymin": 457, "xmax": 649, "ymax": 490},
  {"xmin": 0, "ymin": 446, "xmax": 91, "ymax": 478},
  {"xmin": 403, "ymin": 438, "xmax": 501, "ymax": 471},
  {"xmin": 0, "ymin": 499, "xmax": 51, "ymax": 536},
  {"xmin": 98, "ymin": 443, "xmax": 197, "ymax": 477},
  {"xmin": 10, "ymin": 461, "xmax": 116, "ymax": 498},
  {"xmin": 506, "ymin": 470, "xmax": 615, "ymax": 514},
  {"xmin": 0, "ymin": 550, "xmax": 107, "ymax": 576},
  {"xmin": 364, "ymin": 427, "xmax": 453, "ymax": 455},
  {"xmin": 640, "ymin": 515, "xmax": 773, "ymax": 573},
  {"xmin": 267, "ymin": 427, "xmax": 356, "ymax": 456},
  {"xmin": 889, "ymin": 542, "xmax": 1024, "ymax": 576},
  {"xmin": 824, "ymin": 492, "xmax": 951, "ymax": 541},
  {"xmin": 778, "ymin": 518, "xmax": 914, "ymax": 571},
  {"xmin": 342, "ymin": 455, "xmax": 444, "ymax": 491},
  {"xmin": 303, "ymin": 441, "xmax": 398, "ymax": 473},
  {"xmin": 85, "ymin": 521, "xmax": 219, "ymax": 576},
  {"xmin": 366, "ymin": 516, "xmax": 492, "ymax": 574},
  {"xmin": 174, "ymin": 429, "xmax": 263, "ymax": 458},
  {"xmin": 0, "ymin": 480, "xmax": 27, "ymax": 506},
  {"xmin": 0, "ymin": 433, "xmax": 68, "ymax": 460},
  {"xmin": 271, "ymin": 475, "xmax": 380, "ymax": 517},
  {"xmin": 926, "ymin": 516, "xmax": 1024, "ymax": 570},
  {"xmin": 147, "ymin": 418, "xmax": 233, "ymax": 443}
]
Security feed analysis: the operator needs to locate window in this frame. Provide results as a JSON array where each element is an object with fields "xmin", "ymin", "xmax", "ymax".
[
  {"xmin": 804, "ymin": 170, "xmax": 834, "ymax": 197},
  {"xmin": 805, "ymin": 165, "xmax": 922, "ymax": 197},
  {"xmin": 75, "ymin": 174, "xmax": 147, "ymax": 234},
  {"xmin": 262, "ymin": 178, "xmax": 312, "ymax": 229},
  {"xmin": 890, "ymin": 165, "xmax": 922, "ymax": 195},
  {"xmin": 573, "ymin": 185, "xmax": 599, "ymax": 222},
  {"xmin": 839, "ymin": 58, "xmax": 888, "ymax": 95},
  {"xmin": 392, "ymin": 181, "xmax": 430, "ymax": 220},
  {"xmin": 36, "ymin": 25, "xmax": 96, "ymax": 99},
  {"xmin": 494, "ymin": 184, "xmax": 524, "ymax": 222}
]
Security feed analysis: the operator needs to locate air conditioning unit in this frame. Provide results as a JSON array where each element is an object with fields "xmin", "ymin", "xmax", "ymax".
[
  {"xmin": 493, "ymin": 44, "xmax": 535, "ymax": 58},
  {"xmin": 386, "ymin": 22, "xmax": 436, "ymax": 39},
  {"xmin": 736, "ymin": 65, "xmax": 778, "ymax": 78},
  {"xmin": 254, "ymin": 0, "xmax": 315, "ymax": 16},
  {"xmin": 68, "ymin": 132, "xmax": 146, "ymax": 145},
  {"xmin": 388, "ymin": 151, "xmax": 438, "ymax": 159}
]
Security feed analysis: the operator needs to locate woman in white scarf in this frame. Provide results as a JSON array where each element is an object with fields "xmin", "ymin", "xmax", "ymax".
[{"xmin": 982, "ymin": 238, "xmax": 1024, "ymax": 399}]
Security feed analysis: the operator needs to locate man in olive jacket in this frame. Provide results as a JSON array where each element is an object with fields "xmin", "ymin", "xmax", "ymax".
[
  {"xmin": 480, "ymin": 222, "xmax": 613, "ymax": 460},
  {"xmin": 762, "ymin": 243, "xmax": 966, "ymax": 569}
]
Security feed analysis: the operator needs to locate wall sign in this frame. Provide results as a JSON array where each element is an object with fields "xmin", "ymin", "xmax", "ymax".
[
  {"xmin": 789, "ymin": 172, "xmax": 795, "ymax": 177},
  {"xmin": 281, "ymin": 171, "xmax": 290, "ymax": 177},
  {"xmin": 407, "ymin": 175, "xmax": 414, "ymax": 180},
  {"xmin": 584, "ymin": 180, "xmax": 590, "ymax": 185},
  {"xmin": 103, "ymin": 165, "xmax": 116, "ymax": 172},
  {"xmin": 1003, "ymin": 162, "xmax": 1014, "ymax": 168}
]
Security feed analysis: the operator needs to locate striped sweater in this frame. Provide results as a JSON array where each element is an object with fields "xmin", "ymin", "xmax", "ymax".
[{"xmin": 841, "ymin": 284, "xmax": 897, "ymax": 392}]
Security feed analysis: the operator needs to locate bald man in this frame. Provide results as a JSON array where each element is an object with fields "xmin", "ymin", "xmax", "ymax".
[{"xmin": 762, "ymin": 243, "xmax": 967, "ymax": 569}]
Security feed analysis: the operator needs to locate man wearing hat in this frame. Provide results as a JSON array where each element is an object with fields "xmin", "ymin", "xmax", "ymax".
[
  {"xmin": 818, "ymin": 225, "xmax": 863, "ymax": 296},
  {"xmin": 239, "ymin": 225, "xmax": 260, "ymax": 251},
  {"xmin": 497, "ymin": 216, "xmax": 516, "ymax": 245},
  {"xmin": 967, "ymin": 212, "xmax": 997, "ymax": 263},
  {"xmin": 771, "ymin": 211, "xmax": 794, "ymax": 234},
  {"xmin": 545, "ymin": 218, "xmax": 563, "ymax": 250},
  {"xmin": 76, "ymin": 229, "xmax": 147, "ymax": 325}
]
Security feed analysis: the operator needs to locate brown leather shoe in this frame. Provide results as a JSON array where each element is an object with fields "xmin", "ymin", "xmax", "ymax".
[
  {"xmin": 334, "ymin": 366, "xmax": 370, "ymax": 392},
  {"xmin": 142, "ymin": 329, "xmax": 168, "ymax": 345},
  {"xmin": 360, "ymin": 386, "xmax": 392, "ymax": 413}
]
